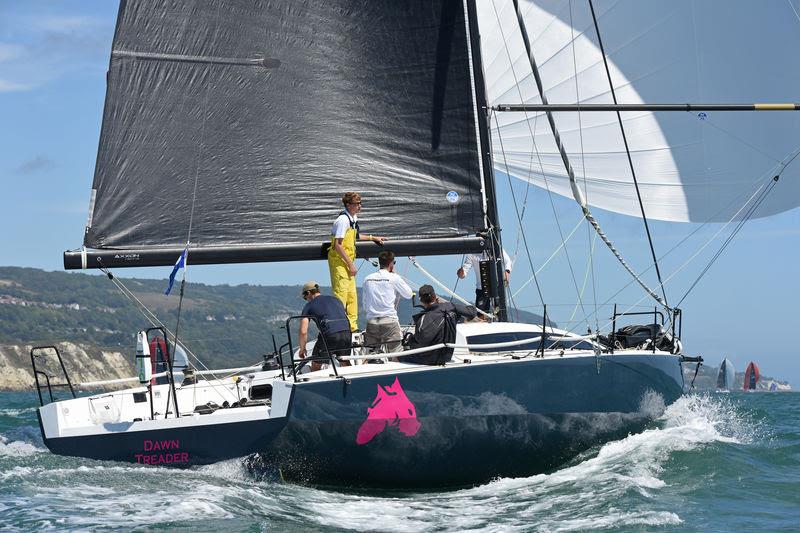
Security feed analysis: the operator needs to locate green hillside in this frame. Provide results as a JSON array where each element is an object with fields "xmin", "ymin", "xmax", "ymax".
[{"xmin": 0, "ymin": 266, "xmax": 548, "ymax": 369}]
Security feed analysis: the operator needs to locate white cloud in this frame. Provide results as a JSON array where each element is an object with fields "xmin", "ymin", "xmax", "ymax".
[
  {"xmin": 0, "ymin": 79, "xmax": 31, "ymax": 92},
  {"xmin": 0, "ymin": 11, "xmax": 111, "ymax": 93},
  {"xmin": 36, "ymin": 15, "xmax": 102, "ymax": 34},
  {"xmin": 0, "ymin": 43, "xmax": 24, "ymax": 63}
]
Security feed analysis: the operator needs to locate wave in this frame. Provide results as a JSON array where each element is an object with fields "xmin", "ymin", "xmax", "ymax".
[
  {"xmin": 0, "ymin": 393, "xmax": 761, "ymax": 531},
  {"xmin": 0, "ymin": 407, "xmax": 36, "ymax": 418},
  {"xmin": 0, "ymin": 435, "xmax": 44, "ymax": 458}
]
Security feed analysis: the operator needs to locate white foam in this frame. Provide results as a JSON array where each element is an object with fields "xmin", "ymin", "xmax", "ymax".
[
  {"xmin": 0, "ymin": 466, "xmax": 33, "ymax": 481},
  {"xmin": 0, "ymin": 435, "xmax": 43, "ymax": 457},
  {"xmin": 0, "ymin": 407, "xmax": 35, "ymax": 417}
]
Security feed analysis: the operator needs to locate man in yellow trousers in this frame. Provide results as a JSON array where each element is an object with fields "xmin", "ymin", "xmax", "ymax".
[{"xmin": 328, "ymin": 192, "xmax": 386, "ymax": 332}]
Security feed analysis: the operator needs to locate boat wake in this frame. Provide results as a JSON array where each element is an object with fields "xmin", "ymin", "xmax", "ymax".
[
  {"xmin": 0, "ymin": 394, "xmax": 763, "ymax": 531},
  {"xmin": 0, "ymin": 430, "xmax": 45, "ymax": 458}
]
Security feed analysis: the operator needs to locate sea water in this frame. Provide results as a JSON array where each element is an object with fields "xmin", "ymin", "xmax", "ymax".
[{"xmin": 1, "ymin": 390, "xmax": 798, "ymax": 531}]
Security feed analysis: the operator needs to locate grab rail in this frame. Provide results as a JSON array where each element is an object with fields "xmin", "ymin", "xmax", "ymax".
[
  {"xmin": 30, "ymin": 346, "xmax": 75, "ymax": 407},
  {"xmin": 284, "ymin": 315, "xmax": 341, "ymax": 381}
]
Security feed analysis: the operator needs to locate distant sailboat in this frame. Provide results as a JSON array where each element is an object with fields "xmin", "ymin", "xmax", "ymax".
[
  {"xmin": 744, "ymin": 362, "xmax": 760, "ymax": 391},
  {"xmin": 716, "ymin": 358, "xmax": 735, "ymax": 391}
]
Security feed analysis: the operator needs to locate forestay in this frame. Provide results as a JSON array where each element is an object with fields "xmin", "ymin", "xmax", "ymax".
[
  {"xmin": 479, "ymin": 0, "xmax": 800, "ymax": 222},
  {"xmin": 84, "ymin": 0, "xmax": 486, "ymax": 255}
]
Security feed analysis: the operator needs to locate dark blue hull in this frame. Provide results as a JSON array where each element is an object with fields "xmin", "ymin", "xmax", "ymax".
[
  {"xmin": 258, "ymin": 354, "xmax": 683, "ymax": 487},
  {"xmin": 40, "ymin": 354, "xmax": 682, "ymax": 486}
]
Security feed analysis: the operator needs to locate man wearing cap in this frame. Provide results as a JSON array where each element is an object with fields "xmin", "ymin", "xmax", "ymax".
[
  {"xmin": 297, "ymin": 281, "xmax": 352, "ymax": 371},
  {"xmin": 328, "ymin": 191, "xmax": 387, "ymax": 332},
  {"xmin": 362, "ymin": 251, "xmax": 413, "ymax": 354},
  {"xmin": 457, "ymin": 249, "xmax": 513, "ymax": 314},
  {"xmin": 400, "ymin": 285, "xmax": 477, "ymax": 365}
]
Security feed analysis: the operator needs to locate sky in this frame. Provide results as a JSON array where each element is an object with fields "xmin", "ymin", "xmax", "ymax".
[{"xmin": 0, "ymin": 1, "xmax": 798, "ymax": 386}]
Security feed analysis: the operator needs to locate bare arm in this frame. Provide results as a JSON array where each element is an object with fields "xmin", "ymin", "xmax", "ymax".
[{"xmin": 359, "ymin": 233, "xmax": 387, "ymax": 243}]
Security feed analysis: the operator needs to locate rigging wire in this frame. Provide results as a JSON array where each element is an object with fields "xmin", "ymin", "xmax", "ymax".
[
  {"xmin": 512, "ymin": 215, "xmax": 584, "ymax": 297},
  {"xmin": 787, "ymin": 0, "xmax": 800, "ymax": 24},
  {"xmin": 493, "ymin": 113, "xmax": 546, "ymax": 306},
  {"xmin": 98, "ymin": 267, "xmax": 242, "ymax": 404},
  {"xmin": 569, "ymin": 0, "xmax": 597, "ymax": 332},
  {"xmin": 568, "ymin": 228, "xmax": 599, "ymax": 327},
  {"xmin": 566, "ymin": 167, "xmax": 788, "ymax": 336},
  {"xmin": 587, "ymin": 0, "xmax": 669, "ymax": 309},
  {"xmin": 509, "ymin": 0, "xmax": 670, "ymax": 315},
  {"xmin": 450, "ymin": 254, "xmax": 465, "ymax": 303},
  {"xmin": 675, "ymin": 175, "xmax": 782, "ymax": 308}
]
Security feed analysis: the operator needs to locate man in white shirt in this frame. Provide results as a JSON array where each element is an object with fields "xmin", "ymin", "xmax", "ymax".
[
  {"xmin": 456, "ymin": 249, "xmax": 512, "ymax": 313},
  {"xmin": 362, "ymin": 251, "xmax": 413, "ymax": 353}
]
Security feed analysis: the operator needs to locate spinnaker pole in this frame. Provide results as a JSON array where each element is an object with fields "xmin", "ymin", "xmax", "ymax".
[{"xmin": 493, "ymin": 103, "xmax": 800, "ymax": 112}]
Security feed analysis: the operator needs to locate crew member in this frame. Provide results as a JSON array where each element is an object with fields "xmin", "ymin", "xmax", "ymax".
[
  {"xmin": 327, "ymin": 192, "xmax": 387, "ymax": 332},
  {"xmin": 362, "ymin": 251, "xmax": 413, "ymax": 354},
  {"xmin": 297, "ymin": 281, "xmax": 351, "ymax": 372},
  {"xmin": 456, "ymin": 249, "xmax": 513, "ymax": 313},
  {"xmin": 400, "ymin": 285, "xmax": 476, "ymax": 365}
]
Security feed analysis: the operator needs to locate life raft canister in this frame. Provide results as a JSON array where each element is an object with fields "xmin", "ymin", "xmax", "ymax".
[{"xmin": 149, "ymin": 336, "xmax": 169, "ymax": 385}]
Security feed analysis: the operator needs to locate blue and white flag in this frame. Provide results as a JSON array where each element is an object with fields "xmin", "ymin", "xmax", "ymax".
[{"xmin": 164, "ymin": 248, "xmax": 188, "ymax": 295}]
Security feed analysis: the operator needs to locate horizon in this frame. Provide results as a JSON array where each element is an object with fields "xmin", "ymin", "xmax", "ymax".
[{"xmin": 0, "ymin": 1, "xmax": 798, "ymax": 387}]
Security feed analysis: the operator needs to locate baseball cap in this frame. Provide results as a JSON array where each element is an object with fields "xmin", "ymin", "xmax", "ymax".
[{"xmin": 301, "ymin": 281, "xmax": 319, "ymax": 295}]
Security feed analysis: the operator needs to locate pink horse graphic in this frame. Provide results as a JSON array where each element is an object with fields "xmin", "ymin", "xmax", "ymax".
[{"xmin": 356, "ymin": 377, "xmax": 421, "ymax": 445}]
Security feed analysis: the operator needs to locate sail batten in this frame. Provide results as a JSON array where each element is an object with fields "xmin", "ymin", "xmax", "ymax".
[{"xmin": 84, "ymin": 0, "xmax": 487, "ymax": 258}]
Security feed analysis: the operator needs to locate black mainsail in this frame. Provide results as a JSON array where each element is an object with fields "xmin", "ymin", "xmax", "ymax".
[{"xmin": 67, "ymin": 0, "xmax": 495, "ymax": 269}]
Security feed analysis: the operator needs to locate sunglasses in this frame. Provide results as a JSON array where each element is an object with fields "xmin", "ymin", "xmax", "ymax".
[{"xmin": 302, "ymin": 290, "xmax": 311, "ymax": 298}]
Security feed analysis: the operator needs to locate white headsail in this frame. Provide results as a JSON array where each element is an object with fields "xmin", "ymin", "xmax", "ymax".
[{"xmin": 479, "ymin": 0, "xmax": 800, "ymax": 222}]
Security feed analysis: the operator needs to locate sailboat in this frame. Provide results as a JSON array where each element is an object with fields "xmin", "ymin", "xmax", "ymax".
[
  {"xmin": 31, "ymin": 0, "xmax": 798, "ymax": 486},
  {"xmin": 744, "ymin": 361, "xmax": 761, "ymax": 391},
  {"xmin": 716, "ymin": 358, "xmax": 735, "ymax": 391}
]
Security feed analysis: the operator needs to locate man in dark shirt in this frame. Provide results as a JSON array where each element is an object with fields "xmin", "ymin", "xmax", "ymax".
[
  {"xmin": 298, "ymin": 281, "xmax": 352, "ymax": 371},
  {"xmin": 400, "ymin": 284, "xmax": 477, "ymax": 365}
]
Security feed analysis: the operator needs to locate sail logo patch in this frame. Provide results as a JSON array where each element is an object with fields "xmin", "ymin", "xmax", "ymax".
[
  {"xmin": 356, "ymin": 377, "xmax": 421, "ymax": 445},
  {"xmin": 446, "ymin": 190, "xmax": 459, "ymax": 204}
]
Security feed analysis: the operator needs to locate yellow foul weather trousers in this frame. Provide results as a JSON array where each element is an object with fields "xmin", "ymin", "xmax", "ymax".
[{"xmin": 328, "ymin": 227, "xmax": 358, "ymax": 332}]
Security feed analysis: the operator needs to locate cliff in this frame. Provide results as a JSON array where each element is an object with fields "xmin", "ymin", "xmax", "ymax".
[{"xmin": 0, "ymin": 342, "xmax": 133, "ymax": 392}]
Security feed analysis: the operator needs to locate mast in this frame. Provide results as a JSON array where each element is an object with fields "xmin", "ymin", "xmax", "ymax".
[{"xmin": 465, "ymin": 0, "xmax": 509, "ymax": 321}]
